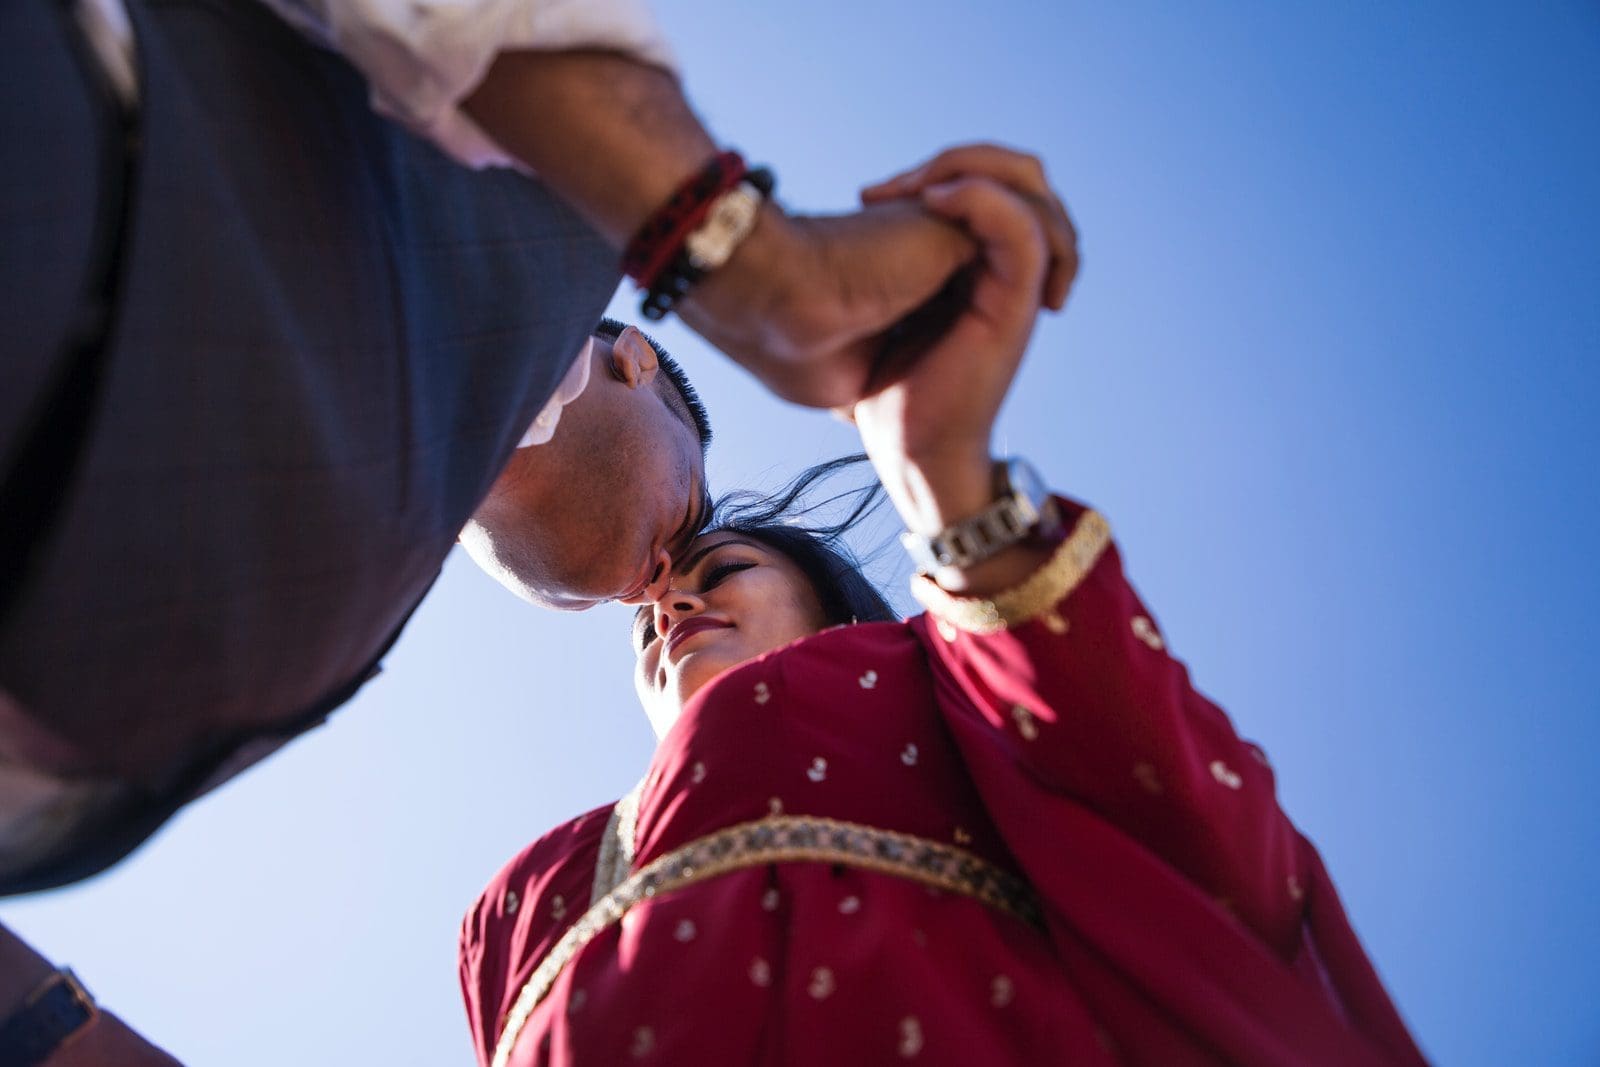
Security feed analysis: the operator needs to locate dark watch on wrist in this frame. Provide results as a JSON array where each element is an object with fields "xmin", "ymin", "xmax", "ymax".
[
  {"xmin": 0, "ymin": 968, "xmax": 97, "ymax": 1066},
  {"xmin": 899, "ymin": 457, "xmax": 1061, "ymax": 574}
]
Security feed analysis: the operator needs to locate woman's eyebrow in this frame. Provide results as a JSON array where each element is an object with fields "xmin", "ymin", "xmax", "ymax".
[{"xmin": 674, "ymin": 536, "xmax": 757, "ymax": 577}]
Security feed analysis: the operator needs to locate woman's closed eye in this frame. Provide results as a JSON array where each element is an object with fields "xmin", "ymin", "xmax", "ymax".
[
  {"xmin": 634, "ymin": 559, "xmax": 757, "ymax": 651},
  {"xmin": 701, "ymin": 560, "xmax": 754, "ymax": 589}
]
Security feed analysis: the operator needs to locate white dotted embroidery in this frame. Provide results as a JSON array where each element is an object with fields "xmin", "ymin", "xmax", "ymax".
[
  {"xmin": 935, "ymin": 618, "xmax": 959, "ymax": 643},
  {"xmin": 674, "ymin": 919, "xmax": 697, "ymax": 942},
  {"xmin": 503, "ymin": 889, "xmax": 519, "ymax": 916},
  {"xmin": 808, "ymin": 967, "xmax": 836, "ymax": 1000},
  {"xmin": 1209, "ymin": 759, "xmax": 1243, "ymax": 790},
  {"xmin": 690, "ymin": 761, "xmax": 707, "ymax": 784},
  {"xmin": 568, "ymin": 988, "xmax": 587, "ymax": 1015},
  {"xmin": 1288, "ymin": 875, "xmax": 1305, "ymax": 902},
  {"xmin": 900, "ymin": 743, "xmax": 919, "ymax": 766},
  {"xmin": 749, "ymin": 957, "xmax": 772, "ymax": 987},
  {"xmin": 1011, "ymin": 705, "xmax": 1040, "ymax": 741},
  {"xmin": 1249, "ymin": 745, "xmax": 1271, "ymax": 768},
  {"xmin": 898, "ymin": 1016, "xmax": 925, "ymax": 1058},
  {"xmin": 1133, "ymin": 762, "xmax": 1164, "ymax": 796},
  {"xmin": 952, "ymin": 827, "xmax": 973, "ymax": 846},
  {"xmin": 806, "ymin": 758, "xmax": 828, "ymax": 783},
  {"xmin": 1131, "ymin": 615, "xmax": 1165, "ymax": 650},
  {"xmin": 761, "ymin": 887, "xmax": 781, "ymax": 912},
  {"xmin": 1043, "ymin": 610, "xmax": 1069, "ymax": 635},
  {"xmin": 630, "ymin": 1026, "xmax": 655, "ymax": 1058},
  {"xmin": 550, "ymin": 894, "xmax": 567, "ymax": 921},
  {"xmin": 768, "ymin": 796, "xmax": 784, "ymax": 815},
  {"xmin": 838, "ymin": 895, "xmax": 861, "ymax": 915},
  {"xmin": 753, "ymin": 682, "xmax": 771, "ymax": 705},
  {"xmin": 990, "ymin": 975, "xmax": 1015, "ymax": 1008},
  {"xmin": 859, "ymin": 669, "xmax": 879, "ymax": 689}
]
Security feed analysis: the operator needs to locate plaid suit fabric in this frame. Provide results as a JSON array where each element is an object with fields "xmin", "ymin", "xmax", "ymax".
[{"xmin": 0, "ymin": 0, "xmax": 618, "ymax": 889}]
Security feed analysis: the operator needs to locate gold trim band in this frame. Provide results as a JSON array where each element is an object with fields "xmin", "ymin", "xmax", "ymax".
[
  {"xmin": 492, "ymin": 815, "xmax": 1040, "ymax": 1067},
  {"xmin": 911, "ymin": 509, "xmax": 1111, "ymax": 634}
]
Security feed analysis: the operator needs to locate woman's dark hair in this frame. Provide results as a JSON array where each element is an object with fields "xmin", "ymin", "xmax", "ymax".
[{"xmin": 707, "ymin": 455, "xmax": 897, "ymax": 626}]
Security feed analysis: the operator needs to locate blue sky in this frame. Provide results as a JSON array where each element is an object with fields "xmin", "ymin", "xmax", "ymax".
[{"xmin": 6, "ymin": 4, "xmax": 1598, "ymax": 1064}]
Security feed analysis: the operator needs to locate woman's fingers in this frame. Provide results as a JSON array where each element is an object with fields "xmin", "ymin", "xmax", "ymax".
[
  {"xmin": 864, "ymin": 144, "xmax": 1078, "ymax": 310},
  {"xmin": 920, "ymin": 178, "xmax": 1048, "ymax": 297},
  {"xmin": 865, "ymin": 143, "xmax": 1049, "ymax": 200}
]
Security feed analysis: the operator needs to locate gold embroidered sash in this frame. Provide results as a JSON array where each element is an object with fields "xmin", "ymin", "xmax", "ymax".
[{"xmin": 492, "ymin": 815, "xmax": 1041, "ymax": 1067}]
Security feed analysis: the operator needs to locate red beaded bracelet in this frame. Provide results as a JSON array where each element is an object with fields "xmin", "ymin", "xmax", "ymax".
[{"xmin": 621, "ymin": 151, "xmax": 749, "ymax": 289}]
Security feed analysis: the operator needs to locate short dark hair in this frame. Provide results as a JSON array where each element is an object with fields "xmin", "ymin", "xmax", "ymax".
[
  {"xmin": 708, "ymin": 455, "xmax": 897, "ymax": 626},
  {"xmin": 595, "ymin": 317, "xmax": 712, "ymax": 454}
]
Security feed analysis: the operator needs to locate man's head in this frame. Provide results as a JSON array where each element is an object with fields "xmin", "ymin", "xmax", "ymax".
[{"xmin": 460, "ymin": 319, "xmax": 712, "ymax": 611}]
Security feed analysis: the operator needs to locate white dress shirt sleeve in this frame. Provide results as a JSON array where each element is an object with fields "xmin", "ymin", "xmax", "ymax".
[{"xmin": 260, "ymin": 0, "xmax": 679, "ymax": 169}]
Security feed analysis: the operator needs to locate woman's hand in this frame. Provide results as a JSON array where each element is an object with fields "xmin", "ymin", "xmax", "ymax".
[
  {"xmin": 861, "ymin": 144, "xmax": 1079, "ymax": 313},
  {"xmin": 850, "ymin": 147, "xmax": 1079, "ymax": 596},
  {"xmin": 851, "ymin": 175, "xmax": 1053, "ymax": 538}
]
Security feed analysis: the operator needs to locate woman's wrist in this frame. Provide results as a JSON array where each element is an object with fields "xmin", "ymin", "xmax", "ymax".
[
  {"xmin": 876, "ymin": 450, "xmax": 1060, "ymax": 598},
  {"xmin": 874, "ymin": 447, "xmax": 995, "ymax": 537}
]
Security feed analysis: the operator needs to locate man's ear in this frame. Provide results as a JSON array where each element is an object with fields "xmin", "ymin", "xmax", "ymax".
[{"xmin": 609, "ymin": 325, "xmax": 659, "ymax": 389}]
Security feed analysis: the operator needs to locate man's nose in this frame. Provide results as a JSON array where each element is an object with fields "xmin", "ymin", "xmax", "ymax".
[{"xmin": 640, "ymin": 547, "xmax": 675, "ymax": 604}]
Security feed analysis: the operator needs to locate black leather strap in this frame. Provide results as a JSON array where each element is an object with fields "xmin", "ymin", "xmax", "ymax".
[{"xmin": 0, "ymin": 969, "xmax": 97, "ymax": 1066}]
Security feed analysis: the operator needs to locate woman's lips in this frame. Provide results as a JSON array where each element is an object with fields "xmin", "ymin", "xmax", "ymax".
[{"xmin": 665, "ymin": 617, "xmax": 733, "ymax": 661}]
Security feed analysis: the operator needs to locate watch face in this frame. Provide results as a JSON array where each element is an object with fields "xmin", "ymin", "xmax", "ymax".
[{"xmin": 1005, "ymin": 459, "xmax": 1047, "ymax": 506}]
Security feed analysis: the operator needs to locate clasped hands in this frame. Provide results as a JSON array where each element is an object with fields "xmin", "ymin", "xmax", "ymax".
[{"xmin": 681, "ymin": 144, "xmax": 1077, "ymax": 420}]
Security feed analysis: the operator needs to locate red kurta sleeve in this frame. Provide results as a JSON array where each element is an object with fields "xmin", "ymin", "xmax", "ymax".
[
  {"xmin": 911, "ymin": 500, "xmax": 1428, "ymax": 1065},
  {"xmin": 458, "ymin": 804, "xmax": 613, "ymax": 1067},
  {"xmin": 910, "ymin": 500, "xmax": 1305, "ymax": 955}
]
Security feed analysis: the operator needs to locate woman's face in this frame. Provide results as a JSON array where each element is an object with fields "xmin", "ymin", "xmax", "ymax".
[{"xmin": 633, "ymin": 532, "xmax": 829, "ymax": 737}]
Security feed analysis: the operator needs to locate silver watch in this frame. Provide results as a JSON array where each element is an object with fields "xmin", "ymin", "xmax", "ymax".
[{"xmin": 899, "ymin": 458, "xmax": 1060, "ymax": 573}]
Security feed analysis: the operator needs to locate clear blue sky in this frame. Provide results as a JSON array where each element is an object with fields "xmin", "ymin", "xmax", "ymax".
[{"xmin": 6, "ymin": 4, "xmax": 1598, "ymax": 1064}]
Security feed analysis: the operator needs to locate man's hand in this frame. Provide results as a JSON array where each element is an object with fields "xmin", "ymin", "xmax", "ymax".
[{"xmin": 676, "ymin": 199, "xmax": 980, "ymax": 408}]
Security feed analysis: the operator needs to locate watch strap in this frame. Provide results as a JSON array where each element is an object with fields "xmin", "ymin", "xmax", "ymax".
[
  {"xmin": 0, "ymin": 969, "xmax": 97, "ymax": 1067},
  {"xmin": 900, "ymin": 459, "xmax": 1060, "ymax": 573}
]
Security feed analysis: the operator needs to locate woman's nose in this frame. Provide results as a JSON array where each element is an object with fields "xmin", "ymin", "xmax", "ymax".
[{"xmin": 656, "ymin": 590, "xmax": 705, "ymax": 635}]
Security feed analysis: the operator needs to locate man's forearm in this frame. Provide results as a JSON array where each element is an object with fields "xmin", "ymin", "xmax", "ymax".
[
  {"xmin": 463, "ymin": 50, "xmax": 716, "ymax": 247},
  {"xmin": 461, "ymin": 49, "xmax": 811, "ymax": 371}
]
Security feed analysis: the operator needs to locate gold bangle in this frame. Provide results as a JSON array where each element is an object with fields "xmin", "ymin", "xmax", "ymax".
[{"xmin": 912, "ymin": 510, "xmax": 1111, "ymax": 634}]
